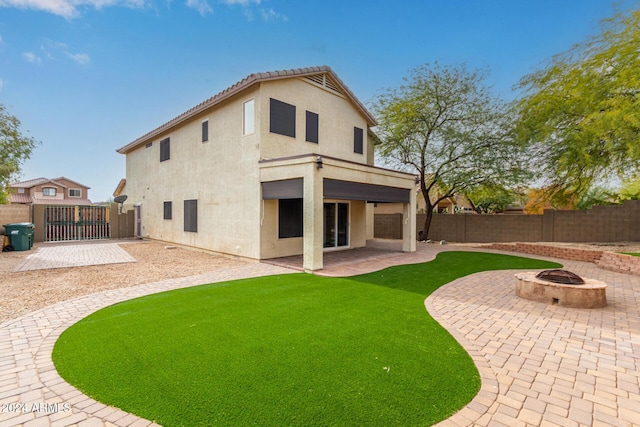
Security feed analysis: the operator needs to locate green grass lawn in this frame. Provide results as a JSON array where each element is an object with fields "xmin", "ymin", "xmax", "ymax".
[
  {"xmin": 53, "ymin": 252, "xmax": 560, "ymax": 427},
  {"xmin": 622, "ymin": 252, "xmax": 640, "ymax": 257}
]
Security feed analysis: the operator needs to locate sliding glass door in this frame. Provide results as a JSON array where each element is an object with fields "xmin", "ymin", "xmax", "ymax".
[{"xmin": 323, "ymin": 202, "xmax": 349, "ymax": 249}]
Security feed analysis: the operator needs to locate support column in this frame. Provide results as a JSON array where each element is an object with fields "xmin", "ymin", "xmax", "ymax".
[
  {"xmin": 402, "ymin": 188, "xmax": 416, "ymax": 252},
  {"xmin": 303, "ymin": 166, "xmax": 324, "ymax": 272}
]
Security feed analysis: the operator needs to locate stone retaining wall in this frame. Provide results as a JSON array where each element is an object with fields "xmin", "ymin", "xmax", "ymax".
[
  {"xmin": 597, "ymin": 252, "xmax": 640, "ymax": 276},
  {"xmin": 485, "ymin": 243, "xmax": 603, "ymax": 263},
  {"xmin": 485, "ymin": 242, "xmax": 640, "ymax": 277}
]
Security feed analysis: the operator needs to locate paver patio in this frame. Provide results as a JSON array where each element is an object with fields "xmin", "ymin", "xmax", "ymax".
[
  {"xmin": 14, "ymin": 243, "xmax": 136, "ymax": 272},
  {"xmin": 1, "ymin": 243, "xmax": 639, "ymax": 426}
]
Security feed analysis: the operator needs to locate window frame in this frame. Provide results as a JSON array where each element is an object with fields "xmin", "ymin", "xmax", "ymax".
[
  {"xmin": 69, "ymin": 188, "xmax": 81, "ymax": 198},
  {"xmin": 278, "ymin": 198, "xmax": 303, "ymax": 239},
  {"xmin": 269, "ymin": 98, "xmax": 296, "ymax": 138},
  {"xmin": 184, "ymin": 199, "xmax": 198, "ymax": 232},
  {"xmin": 305, "ymin": 110, "xmax": 319, "ymax": 144},
  {"xmin": 243, "ymin": 99, "xmax": 255, "ymax": 135},
  {"xmin": 164, "ymin": 201, "xmax": 172, "ymax": 220},
  {"xmin": 160, "ymin": 137, "xmax": 170, "ymax": 162},
  {"xmin": 353, "ymin": 127, "xmax": 364, "ymax": 154},
  {"xmin": 42, "ymin": 187, "xmax": 57, "ymax": 197},
  {"xmin": 202, "ymin": 119, "xmax": 209, "ymax": 143}
]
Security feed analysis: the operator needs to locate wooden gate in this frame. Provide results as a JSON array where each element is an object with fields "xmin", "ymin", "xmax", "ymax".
[{"xmin": 44, "ymin": 205, "xmax": 110, "ymax": 242}]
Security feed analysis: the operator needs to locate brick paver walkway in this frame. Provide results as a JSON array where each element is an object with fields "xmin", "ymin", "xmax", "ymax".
[
  {"xmin": 14, "ymin": 244, "xmax": 136, "ymax": 272},
  {"xmin": 1, "ymin": 243, "xmax": 639, "ymax": 426}
]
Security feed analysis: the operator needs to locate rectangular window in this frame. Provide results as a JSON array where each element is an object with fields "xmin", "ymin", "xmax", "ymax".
[
  {"xmin": 69, "ymin": 189, "xmax": 81, "ymax": 197},
  {"xmin": 270, "ymin": 98, "xmax": 296, "ymax": 138},
  {"xmin": 160, "ymin": 137, "xmax": 170, "ymax": 162},
  {"xmin": 164, "ymin": 201, "xmax": 172, "ymax": 220},
  {"xmin": 354, "ymin": 127, "xmax": 364, "ymax": 154},
  {"xmin": 43, "ymin": 187, "xmax": 57, "ymax": 196},
  {"xmin": 202, "ymin": 120, "xmax": 209, "ymax": 142},
  {"xmin": 18, "ymin": 188, "xmax": 25, "ymax": 194},
  {"xmin": 243, "ymin": 99, "xmax": 255, "ymax": 135},
  {"xmin": 306, "ymin": 111, "xmax": 319, "ymax": 143},
  {"xmin": 184, "ymin": 199, "xmax": 198, "ymax": 232},
  {"xmin": 278, "ymin": 198, "xmax": 303, "ymax": 238}
]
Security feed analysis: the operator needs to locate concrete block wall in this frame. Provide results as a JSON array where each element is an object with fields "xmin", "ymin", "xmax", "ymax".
[
  {"xmin": 0, "ymin": 205, "xmax": 31, "ymax": 234},
  {"xmin": 375, "ymin": 200, "xmax": 640, "ymax": 244}
]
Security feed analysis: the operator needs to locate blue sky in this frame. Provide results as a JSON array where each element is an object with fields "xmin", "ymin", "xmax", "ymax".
[{"xmin": 1, "ymin": 0, "xmax": 638, "ymax": 202}]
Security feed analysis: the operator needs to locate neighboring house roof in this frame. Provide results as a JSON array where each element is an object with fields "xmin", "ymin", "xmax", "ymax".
[
  {"xmin": 51, "ymin": 176, "xmax": 91, "ymax": 189},
  {"xmin": 117, "ymin": 65, "xmax": 378, "ymax": 155},
  {"xmin": 113, "ymin": 179, "xmax": 126, "ymax": 197},
  {"xmin": 10, "ymin": 177, "xmax": 55, "ymax": 188}
]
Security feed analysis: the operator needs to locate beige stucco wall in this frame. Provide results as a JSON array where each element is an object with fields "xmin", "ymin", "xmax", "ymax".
[
  {"xmin": 259, "ymin": 78, "xmax": 372, "ymax": 166},
  {"xmin": 123, "ymin": 85, "xmax": 264, "ymax": 259}
]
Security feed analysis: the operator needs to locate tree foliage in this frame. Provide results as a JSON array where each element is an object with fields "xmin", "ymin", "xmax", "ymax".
[
  {"xmin": 0, "ymin": 104, "xmax": 38, "ymax": 203},
  {"xmin": 373, "ymin": 63, "xmax": 532, "ymax": 238},
  {"xmin": 465, "ymin": 184, "xmax": 520, "ymax": 214},
  {"xmin": 516, "ymin": 8, "xmax": 640, "ymax": 204}
]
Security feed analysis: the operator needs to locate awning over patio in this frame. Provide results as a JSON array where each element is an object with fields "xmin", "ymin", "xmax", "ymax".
[{"xmin": 261, "ymin": 178, "xmax": 410, "ymax": 203}]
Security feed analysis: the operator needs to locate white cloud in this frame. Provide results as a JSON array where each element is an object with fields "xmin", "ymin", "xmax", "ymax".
[
  {"xmin": 65, "ymin": 51, "xmax": 91, "ymax": 65},
  {"xmin": 260, "ymin": 7, "xmax": 285, "ymax": 22},
  {"xmin": 186, "ymin": 0, "xmax": 211, "ymax": 15},
  {"xmin": 0, "ymin": 0, "xmax": 148, "ymax": 19},
  {"xmin": 22, "ymin": 51, "xmax": 42, "ymax": 64}
]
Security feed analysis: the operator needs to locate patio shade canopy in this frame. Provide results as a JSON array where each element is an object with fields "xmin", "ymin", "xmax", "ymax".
[{"xmin": 262, "ymin": 178, "xmax": 410, "ymax": 203}]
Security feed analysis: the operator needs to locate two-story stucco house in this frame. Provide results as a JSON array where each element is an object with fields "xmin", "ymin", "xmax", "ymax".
[
  {"xmin": 117, "ymin": 66, "xmax": 416, "ymax": 271},
  {"xmin": 9, "ymin": 177, "xmax": 92, "ymax": 205}
]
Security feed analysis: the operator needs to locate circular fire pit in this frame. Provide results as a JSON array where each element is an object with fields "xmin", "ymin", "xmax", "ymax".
[{"xmin": 515, "ymin": 270, "xmax": 607, "ymax": 308}]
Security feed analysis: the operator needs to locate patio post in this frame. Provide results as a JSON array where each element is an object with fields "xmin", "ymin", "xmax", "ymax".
[
  {"xmin": 402, "ymin": 188, "xmax": 417, "ymax": 252},
  {"xmin": 303, "ymin": 165, "xmax": 324, "ymax": 271}
]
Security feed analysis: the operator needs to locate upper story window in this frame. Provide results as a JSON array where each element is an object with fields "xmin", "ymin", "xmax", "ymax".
[
  {"xmin": 17, "ymin": 188, "xmax": 25, "ymax": 194},
  {"xmin": 243, "ymin": 99, "xmax": 255, "ymax": 135},
  {"xmin": 306, "ymin": 111, "xmax": 319, "ymax": 144},
  {"xmin": 69, "ymin": 189, "xmax": 81, "ymax": 197},
  {"xmin": 160, "ymin": 137, "xmax": 170, "ymax": 162},
  {"xmin": 354, "ymin": 127, "xmax": 364, "ymax": 154},
  {"xmin": 270, "ymin": 98, "xmax": 296, "ymax": 138},
  {"xmin": 43, "ymin": 187, "xmax": 57, "ymax": 196},
  {"xmin": 202, "ymin": 120, "xmax": 209, "ymax": 143}
]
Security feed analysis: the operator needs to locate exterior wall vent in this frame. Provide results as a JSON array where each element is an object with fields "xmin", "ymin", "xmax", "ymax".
[{"xmin": 304, "ymin": 74, "xmax": 344, "ymax": 96}]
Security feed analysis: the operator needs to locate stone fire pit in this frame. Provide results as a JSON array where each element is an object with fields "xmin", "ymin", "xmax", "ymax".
[{"xmin": 515, "ymin": 270, "xmax": 607, "ymax": 308}]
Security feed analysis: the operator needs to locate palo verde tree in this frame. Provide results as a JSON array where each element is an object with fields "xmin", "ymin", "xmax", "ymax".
[
  {"xmin": 373, "ymin": 63, "xmax": 531, "ymax": 239},
  {"xmin": 515, "ymin": 8, "xmax": 640, "ymax": 205},
  {"xmin": 0, "ymin": 104, "xmax": 38, "ymax": 203}
]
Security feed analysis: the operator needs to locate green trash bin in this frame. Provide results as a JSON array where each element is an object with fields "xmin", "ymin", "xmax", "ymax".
[{"xmin": 3, "ymin": 222, "xmax": 35, "ymax": 251}]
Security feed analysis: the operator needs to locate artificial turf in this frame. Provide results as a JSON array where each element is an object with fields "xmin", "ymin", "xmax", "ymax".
[{"xmin": 53, "ymin": 251, "xmax": 560, "ymax": 426}]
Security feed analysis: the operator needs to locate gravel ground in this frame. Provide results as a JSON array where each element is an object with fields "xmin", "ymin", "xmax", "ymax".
[{"xmin": 0, "ymin": 240, "xmax": 249, "ymax": 324}]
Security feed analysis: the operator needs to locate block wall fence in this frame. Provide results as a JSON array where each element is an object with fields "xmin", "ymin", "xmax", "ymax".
[{"xmin": 374, "ymin": 200, "xmax": 640, "ymax": 243}]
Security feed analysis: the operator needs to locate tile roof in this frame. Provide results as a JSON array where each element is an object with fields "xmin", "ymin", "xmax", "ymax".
[
  {"xmin": 10, "ymin": 177, "xmax": 50, "ymax": 188},
  {"xmin": 117, "ymin": 65, "xmax": 377, "ymax": 154},
  {"xmin": 8, "ymin": 193, "xmax": 32, "ymax": 204}
]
